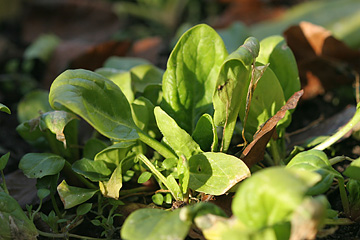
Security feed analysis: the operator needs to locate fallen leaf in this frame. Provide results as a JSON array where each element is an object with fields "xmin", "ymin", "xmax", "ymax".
[
  {"xmin": 241, "ymin": 90, "xmax": 303, "ymax": 167},
  {"xmin": 284, "ymin": 22, "xmax": 360, "ymax": 100}
]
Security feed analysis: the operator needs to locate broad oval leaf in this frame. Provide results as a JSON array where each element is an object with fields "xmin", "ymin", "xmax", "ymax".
[
  {"xmin": 161, "ymin": 24, "xmax": 228, "ymax": 134},
  {"xmin": 121, "ymin": 208, "xmax": 191, "ymax": 240},
  {"xmin": 57, "ymin": 180, "xmax": 98, "ymax": 209},
  {"xmin": 188, "ymin": 152, "xmax": 250, "ymax": 195},
  {"xmin": 257, "ymin": 36, "xmax": 300, "ymax": 100},
  {"xmin": 72, "ymin": 158, "xmax": 112, "ymax": 182},
  {"xmin": 286, "ymin": 149, "xmax": 343, "ymax": 195},
  {"xmin": 0, "ymin": 192, "xmax": 38, "ymax": 240},
  {"xmin": 154, "ymin": 106, "xmax": 202, "ymax": 159},
  {"xmin": 49, "ymin": 69, "xmax": 139, "ymax": 141},
  {"xmin": 19, "ymin": 153, "xmax": 65, "ymax": 178},
  {"xmin": 232, "ymin": 167, "xmax": 320, "ymax": 230}
]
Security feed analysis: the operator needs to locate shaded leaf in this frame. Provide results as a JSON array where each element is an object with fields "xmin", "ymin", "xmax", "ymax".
[
  {"xmin": 121, "ymin": 208, "xmax": 191, "ymax": 240},
  {"xmin": 189, "ymin": 152, "xmax": 250, "ymax": 195},
  {"xmin": 0, "ymin": 192, "xmax": 38, "ymax": 240},
  {"xmin": 17, "ymin": 90, "xmax": 51, "ymax": 123},
  {"xmin": 103, "ymin": 57, "xmax": 150, "ymax": 71},
  {"xmin": 241, "ymin": 90, "xmax": 303, "ymax": 168},
  {"xmin": 0, "ymin": 103, "xmax": 11, "ymax": 114},
  {"xmin": 130, "ymin": 64, "xmax": 163, "ymax": 93},
  {"xmin": 19, "ymin": 153, "xmax": 65, "ymax": 178},
  {"xmin": 344, "ymin": 158, "xmax": 360, "ymax": 181},
  {"xmin": 192, "ymin": 114, "xmax": 218, "ymax": 152},
  {"xmin": 95, "ymin": 141, "xmax": 136, "ymax": 169},
  {"xmin": 23, "ymin": 34, "xmax": 60, "ymax": 62},
  {"xmin": 161, "ymin": 24, "xmax": 228, "ymax": 133},
  {"xmin": 49, "ymin": 69, "xmax": 139, "ymax": 141},
  {"xmin": 217, "ymin": 21, "xmax": 251, "ymax": 53},
  {"xmin": 57, "ymin": 180, "xmax": 98, "ymax": 209},
  {"xmin": 72, "ymin": 158, "xmax": 112, "ymax": 182},
  {"xmin": 286, "ymin": 149, "xmax": 343, "ymax": 195},
  {"xmin": 0, "ymin": 152, "xmax": 10, "ymax": 171},
  {"xmin": 83, "ymin": 138, "xmax": 108, "ymax": 159}
]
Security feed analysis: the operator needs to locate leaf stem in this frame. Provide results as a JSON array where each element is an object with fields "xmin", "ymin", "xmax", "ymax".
[
  {"xmin": 329, "ymin": 156, "xmax": 355, "ymax": 165},
  {"xmin": 137, "ymin": 154, "xmax": 179, "ymax": 200},
  {"xmin": 0, "ymin": 170, "xmax": 9, "ymax": 194},
  {"xmin": 314, "ymin": 104, "xmax": 360, "ymax": 151},
  {"xmin": 137, "ymin": 129, "xmax": 177, "ymax": 159},
  {"xmin": 338, "ymin": 177, "xmax": 350, "ymax": 216},
  {"xmin": 37, "ymin": 230, "xmax": 102, "ymax": 240}
]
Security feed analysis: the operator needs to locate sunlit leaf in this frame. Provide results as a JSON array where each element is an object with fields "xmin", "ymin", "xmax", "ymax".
[{"xmin": 57, "ymin": 180, "xmax": 98, "ymax": 209}]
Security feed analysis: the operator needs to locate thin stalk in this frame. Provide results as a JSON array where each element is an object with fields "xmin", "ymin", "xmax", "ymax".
[
  {"xmin": 0, "ymin": 170, "xmax": 9, "ymax": 194},
  {"xmin": 118, "ymin": 186, "xmax": 154, "ymax": 196},
  {"xmin": 45, "ymin": 130, "xmax": 61, "ymax": 156},
  {"xmin": 329, "ymin": 156, "xmax": 355, "ymax": 165},
  {"xmin": 137, "ymin": 129, "xmax": 177, "ymax": 159},
  {"xmin": 137, "ymin": 154, "xmax": 179, "ymax": 200},
  {"xmin": 314, "ymin": 104, "xmax": 360, "ymax": 151},
  {"xmin": 324, "ymin": 218, "xmax": 354, "ymax": 225},
  {"xmin": 50, "ymin": 194, "xmax": 63, "ymax": 219},
  {"xmin": 338, "ymin": 177, "xmax": 350, "ymax": 217},
  {"xmin": 38, "ymin": 230, "xmax": 102, "ymax": 240}
]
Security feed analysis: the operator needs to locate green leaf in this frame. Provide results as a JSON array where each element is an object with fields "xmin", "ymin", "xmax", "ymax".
[
  {"xmin": 0, "ymin": 103, "xmax": 11, "ymax": 114},
  {"xmin": 239, "ymin": 64, "xmax": 287, "ymax": 137},
  {"xmin": 192, "ymin": 114, "xmax": 218, "ymax": 152},
  {"xmin": 99, "ymin": 163, "xmax": 123, "ymax": 199},
  {"xmin": 130, "ymin": 64, "xmax": 163, "ymax": 93},
  {"xmin": 0, "ymin": 152, "xmax": 10, "ymax": 171},
  {"xmin": 286, "ymin": 149, "xmax": 343, "ymax": 195},
  {"xmin": 24, "ymin": 34, "xmax": 60, "ymax": 62},
  {"xmin": 95, "ymin": 68, "xmax": 134, "ymax": 103},
  {"xmin": 161, "ymin": 24, "xmax": 228, "ymax": 133},
  {"xmin": 213, "ymin": 37, "xmax": 258, "ymax": 151},
  {"xmin": 103, "ymin": 57, "xmax": 150, "ymax": 71},
  {"xmin": 344, "ymin": 158, "xmax": 360, "ymax": 180},
  {"xmin": 152, "ymin": 193, "xmax": 164, "ymax": 205},
  {"xmin": 143, "ymin": 84, "xmax": 163, "ymax": 106},
  {"xmin": 0, "ymin": 192, "xmax": 38, "ymax": 240},
  {"xmin": 138, "ymin": 171, "xmax": 152, "ymax": 184},
  {"xmin": 232, "ymin": 167, "xmax": 320, "ymax": 230},
  {"xmin": 257, "ymin": 36, "xmax": 300, "ymax": 100},
  {"xmin": 178, "ymin": 156, "xmax": 190, "ymax": 194},
  {"xmin": 95, "ymin": 141, "xmax": 136, "ymax": 169},
  {"xmin": 49, "ymin": 69, "xmax": 139, "ymax": 141},
  {"xmin": 154, "ymin": 106, "xmax": 202, "ymax": 159},
  {"xmin": 39, "ymin": 110, "xmax": 78, "ymax": 147},
  {"xmin": 17, "ymin": 90, "xmax": 51, "ymax": 123},
  {"xmin": 188, "ymin": 152, "xmax": 250, "ymax": 195},
  {"xmin": 131, "ymin": 97, "xmax": 156, "ymax": 132},
  {"xmin": 19, "ymin": 153, "xmax": 65, "ymax": 178},
  {"xmin": 57, "ymin": 180, "xmax": 98, "ymax": 209},
  {"xmin": 83, "ymin": 138, "xmax": 108, "ymax": 159},
  {"xmin": 37, "ymin": 189, "xmax": 50, "ymax": 200},
  {"xmin": 121, "ymin": 208, "xmax": 192, "ymax": 240},
  {"xmin": 76, "ymin": 203, "xmax": 93, "ymax": 216},
  {"xmin": 346, "ymin": 179, "xmax": 360, "ymax": 219},
  {"xmin": 72, "ymin": 158, "xmax": 112, "ymax": 182}
]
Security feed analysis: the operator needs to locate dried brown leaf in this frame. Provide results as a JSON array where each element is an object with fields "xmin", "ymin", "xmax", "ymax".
[{"xmin": 241, "ymin": 90, "xmax": 304, "ymax": 167}]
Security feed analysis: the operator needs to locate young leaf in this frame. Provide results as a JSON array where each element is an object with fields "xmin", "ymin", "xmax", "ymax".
[
  {"xmin": 57, "ymin": 180, "xmax": 98, "ymax": 209},
  {"xmin": 188, "ymin": 152, "xmax": 250, "ymax": 195},
  {"xmin": 95, "ymin": 68, "xmax": 134, "ymax": 103},
  {"xmin": 343, "ymin": 158, "xmax": 360, "ymax": 180},
  {"xmin": 257, "ymin": 36, "xmax": 300, "ymax": 100},
  {"xmin": 213, "ymin": 37, "xmax": 259, "ymax": 152},
  {"xmin": 0, "ymin": 103, "xmax": 11, "ymax": 114},
  {"xmin": 138, "ymin": 171, "xmax": 152, "ymax": 184},
  {"xmin": 99, "ymin": 163, "xmax": 123, "ymax": 199},
  {"xmin": 161, "ymin": 24, "xmax": 228, "ymax": 134},
  {"xmin": 0, "ymin": 152, "xmax": 10, "ymax": 171},
  {"xmin": 76, "ymin": 203, "xmax": 93, "ymax": 216},
  {"xmin": 39, "ymin": 110, "xmax": 78, "ymax": 148},
  {"xmin": 286, "ymin": 149, "xmax": 343, "ymax": 195},
  {"xmin": 121, "ymin": 208, "xmax": 192, "ymax": 240},
  {"xmin": 95, "ymin": 141, "xmax": 136, "ymax": 170},
  {"xmin": 154, "ymin": 106, "xmax": 202, "ymax": 159},
  {"xmin": 49, "ymin": 69, "xmax": 139, "ymax": 141},
  {"xmin": 192, "ymin": 114, "xmax": 218, "ymax": 152},
  {"xmin": 241, "ymin": 90, "xmax": 303, "ymax": 167},
  {"xmin": 19, "ymin": 153, "xmax": 65, "ymax": 178},
  {"xmin": 0, "ymin": 192, "xmax": 38, "ymax": 240},
  {"xmin": 17, "ymin": 90, "xmax": 51, "ymax": 123},
  {"xmin": 72, "ymin": 158, "xmax": 112, "ymax": 182},
  {"xmin": 37, "ymin": 189, "xmax": 50, "ymax": 200},
  {"xmin": 130, "ymin": 64, "xmax": 163, "ymax": 93},
  {"xmin": 232, "ymin": 167, "xmax": 321, "ymax": 230},
  {"xmin": 152, "ymin": 193, "xmax": 164, "ymax": 205}
]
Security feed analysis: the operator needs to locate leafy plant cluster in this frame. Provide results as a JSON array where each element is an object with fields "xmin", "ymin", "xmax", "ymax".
[{"xmin": 1, "ymin": 24, "xmax": 360, "ymax": 240}]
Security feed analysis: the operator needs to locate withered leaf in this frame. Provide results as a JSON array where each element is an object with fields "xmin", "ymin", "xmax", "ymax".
[
  {"xmin": 284, "ymin": 22, "xmax": 360, "ymax": 100},
  {"xmin": 241, "ymin": 90, "xmax": 304, "ymax": 167}
]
